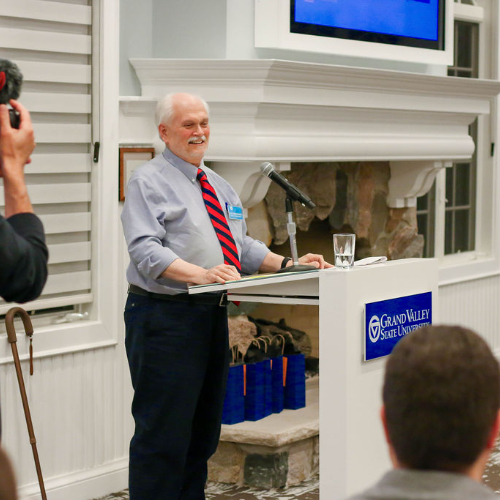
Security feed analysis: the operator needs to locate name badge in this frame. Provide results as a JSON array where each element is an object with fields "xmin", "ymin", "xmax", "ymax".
[{"xmin": 226, "ymin": 204, "xmax": 243, "ymax": 220}]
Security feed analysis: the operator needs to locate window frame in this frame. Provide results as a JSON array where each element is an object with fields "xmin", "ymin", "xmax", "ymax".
[
  {"xmin": 432, "ymin": 0, "xmax": 500, "ymax": 285},
  {"xmin": 0, "ymin": 0, "xmax": 121, "ymax": 363}
]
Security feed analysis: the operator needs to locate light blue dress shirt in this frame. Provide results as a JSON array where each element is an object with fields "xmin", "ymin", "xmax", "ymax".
[{"xmin": 121, "ymin": 147, "xmax": 270, "ymax": 295}]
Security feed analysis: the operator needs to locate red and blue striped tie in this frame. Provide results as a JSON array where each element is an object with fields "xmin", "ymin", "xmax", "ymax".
[{"xmin": 197, "ymin": 168, "xmax": 241, "ymax": 272}]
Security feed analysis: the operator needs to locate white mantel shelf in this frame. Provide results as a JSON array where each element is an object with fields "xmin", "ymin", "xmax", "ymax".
[
  {"xmin": 129, "ymin": 58, "xmax": 499, "ymax": 103},
  {"xmin": 120, "ymin": 59, "xmax": 500, "ymax": 207}
]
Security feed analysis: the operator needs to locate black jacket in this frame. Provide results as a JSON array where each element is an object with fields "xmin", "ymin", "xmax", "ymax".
[{"xmin": 0, "ymin": 213, "xmax": 48, "ymax": 303}]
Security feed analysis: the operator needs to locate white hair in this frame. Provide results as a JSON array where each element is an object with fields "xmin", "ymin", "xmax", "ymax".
[{"xmin": 155, "ymin": 92, "xmax": 210, "ymax": 129}]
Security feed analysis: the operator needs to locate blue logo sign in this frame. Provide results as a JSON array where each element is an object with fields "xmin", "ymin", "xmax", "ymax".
[{"xmin": 365, "ymin": 292, "xmax": 432, "ymax": 361}]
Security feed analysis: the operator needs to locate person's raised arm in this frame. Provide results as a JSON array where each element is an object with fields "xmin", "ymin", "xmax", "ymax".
[{"xmin": 0, "ymin": 100, "xmax": 35, "ymax": 217}]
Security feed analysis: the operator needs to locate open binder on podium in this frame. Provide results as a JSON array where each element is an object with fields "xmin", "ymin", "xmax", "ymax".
[
  {"xmin": 188, "ymin": 257, "xmax": 388, "ymax": 303},
  {"xmin": 189, "ymin": 268, "xmax": 321, "ymax": 304}
]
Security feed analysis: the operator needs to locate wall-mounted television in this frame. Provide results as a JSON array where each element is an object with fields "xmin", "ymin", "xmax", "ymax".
[{"xmin": 255, "ymin": 0, "xmax": 453, "ymax": 66}]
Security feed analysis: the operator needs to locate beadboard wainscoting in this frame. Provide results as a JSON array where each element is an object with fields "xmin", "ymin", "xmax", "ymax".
[
  {"xmin": 439, "ymin": 274, "xmax": 500, "ymax": 353},
  {"xmin": 0, "ymin": 344, "xmax": 134, "ymax": 500}
]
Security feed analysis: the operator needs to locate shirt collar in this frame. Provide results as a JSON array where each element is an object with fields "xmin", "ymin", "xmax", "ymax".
[{"xmin": 162, "ymin": 147, "xmax": 205, "ymax": 183}]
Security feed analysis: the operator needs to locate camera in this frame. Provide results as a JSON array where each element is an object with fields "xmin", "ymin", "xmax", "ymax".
[
  {"xmin": 0, "ymin": 59, "xmax": 23, "ymax": 129},
  {"xmin": 9, "ymin": 109, "xmax": 20, "ymax": 129}
]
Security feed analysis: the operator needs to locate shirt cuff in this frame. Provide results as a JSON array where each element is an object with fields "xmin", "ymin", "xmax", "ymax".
[{"xmin": 241, "ymin": 240, "xmax": 270, "ymax": 274}]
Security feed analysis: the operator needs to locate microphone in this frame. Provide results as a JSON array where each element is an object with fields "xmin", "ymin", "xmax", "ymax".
[
  {"xmin": 260, "ymin": 162, "xmax": 316, "ymax": 210},
  {"xmin": 0, "ymin": 59, "xmax": 23, "ymax": 129}
]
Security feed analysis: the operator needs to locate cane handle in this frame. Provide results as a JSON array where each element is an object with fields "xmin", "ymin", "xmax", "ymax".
[{"xmin": 5, "ymin": 307, "xmax": 34, "ymax": 343}]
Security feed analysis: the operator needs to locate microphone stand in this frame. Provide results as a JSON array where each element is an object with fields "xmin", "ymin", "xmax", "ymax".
[{"xmin": 276, "ymin": 197, "xmax": 317, "ymax": 274}]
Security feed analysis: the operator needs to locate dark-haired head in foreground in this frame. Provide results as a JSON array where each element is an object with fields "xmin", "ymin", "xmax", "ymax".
[{"xmin": 383, "ymin": 325, "xmax": 500, "ymax": 477}]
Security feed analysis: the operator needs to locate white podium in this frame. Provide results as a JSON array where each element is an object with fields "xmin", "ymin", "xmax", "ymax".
[{"xmin": 190, "ymin": 258, "xmax": 439, "ymax": 499}]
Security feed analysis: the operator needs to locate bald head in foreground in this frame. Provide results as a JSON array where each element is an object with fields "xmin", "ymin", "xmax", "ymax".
[{"xmin": 348, "ymin": 325, "xmax": 500, "ymax": 500}]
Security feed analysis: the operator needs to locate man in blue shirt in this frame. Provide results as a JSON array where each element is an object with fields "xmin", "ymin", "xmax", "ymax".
[{"xmin": 121, "ymin": 92, "xmax": 330, "ymax": 500}]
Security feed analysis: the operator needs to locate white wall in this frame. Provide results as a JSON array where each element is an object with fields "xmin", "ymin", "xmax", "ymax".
[
  {"xmin": 120, "ymin": 0, "xmax": 227, "ymax": 94},
  {"xmin": 120, "ymin": 0, "xmax": 154, "ymax": 95},
  {"xmin": 152, "ymin": 0, "xmax": 227, "ymax": 59}
]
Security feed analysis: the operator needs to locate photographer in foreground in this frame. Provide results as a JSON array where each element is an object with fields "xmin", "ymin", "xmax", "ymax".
[
  {"xmin": 0, "ymin": 97, "xmax": 48, "ymax": 303},
  {"xmin": 0, "ymin": 60, "xmax": 49, "ymax": 499}
]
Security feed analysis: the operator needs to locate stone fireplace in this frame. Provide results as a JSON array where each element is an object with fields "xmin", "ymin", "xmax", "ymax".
[{"xmin": 255, "ymin": 160, "xmax": 421, "ymax": 260}]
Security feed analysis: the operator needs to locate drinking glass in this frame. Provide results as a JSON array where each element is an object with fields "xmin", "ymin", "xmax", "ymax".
[{"xmin": 333, "ymin": 233, "xmax": 356, "ymax": 269}]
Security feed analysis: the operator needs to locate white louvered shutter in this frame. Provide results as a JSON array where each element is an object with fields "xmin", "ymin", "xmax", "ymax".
[{"xmin": 0, "ymin": 0, "xmax": 95, "ymax": 315}]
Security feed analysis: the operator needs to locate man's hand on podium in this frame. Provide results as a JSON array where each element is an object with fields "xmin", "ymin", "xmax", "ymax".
[
  {"xmin": 257, "ymin": 251, "xmax": 332, "ymax": 274},
  {"xmin": 292, "ymin": 253, "xmax": 333, "ymax": 269}
]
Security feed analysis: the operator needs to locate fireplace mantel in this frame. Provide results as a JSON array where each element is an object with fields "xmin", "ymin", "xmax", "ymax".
[{"xmin": 119, "ymin": 59, "xmax": 500, "ymax": 207}]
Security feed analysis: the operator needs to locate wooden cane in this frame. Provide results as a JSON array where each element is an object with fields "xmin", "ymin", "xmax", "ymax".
[{"xmin": 5, "ymin": 307, "xmax": 47, "ymax": 500}]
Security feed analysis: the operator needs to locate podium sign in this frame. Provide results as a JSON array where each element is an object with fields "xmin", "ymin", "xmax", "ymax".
[{"xmin": 365, "ymin": 291, "xmax": 432, "ymax": 361}]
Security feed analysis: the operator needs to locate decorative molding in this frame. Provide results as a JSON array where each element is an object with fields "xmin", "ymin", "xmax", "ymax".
[
  {"xmin": 19, "ymin": 458, "xmax": 128, "ymax": 500},
  {"xmin": 120, "ymin": 59, "xmax": 500, "ymax": 206},
  {"xmin": 453, "ymin": 2, "xmax": 484, "ymax": 23},
  {"xmin": 119, "ymin": 97, "xmax": 157, "ymax": 147},
  {"xmin": 388, "ymin": 161, "xmax": 453, "ymax": 208},
  {"xmin": 209, "ymin": 161, "xmax": 272, "ymax": 208},
  {"xmin": 129, "ymin": 59, "xmax": 500, "ymax": 102}
]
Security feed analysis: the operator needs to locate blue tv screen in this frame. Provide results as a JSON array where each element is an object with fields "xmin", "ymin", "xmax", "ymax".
[{"xmin": 291, "ymin": 0, "xmax": 445, "ymax": 50}]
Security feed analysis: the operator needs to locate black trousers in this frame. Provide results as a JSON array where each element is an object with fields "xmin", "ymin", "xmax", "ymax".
[{"xmin": 124, "ymin": 292, "xmax": 229, "ymax": 500}]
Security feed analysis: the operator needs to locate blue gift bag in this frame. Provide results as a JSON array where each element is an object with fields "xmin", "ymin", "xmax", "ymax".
[
  {"xmin": 284, "ymin": 353, "xmax": 306, "ymax": 410},
  {"xmin": 263, "ymin": 358, "xmax": 273, "ymax": 418},
  {"xmin": 271, "ymin": 355, "xmax": 284, "ymax": 414},
  {"xmin": 244, "ymin": 361, "xmax": 266, "ymax": 421},
  {"xmin": 221, "ymin": 363, "xmax": 245, "ymax": 425}
]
